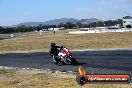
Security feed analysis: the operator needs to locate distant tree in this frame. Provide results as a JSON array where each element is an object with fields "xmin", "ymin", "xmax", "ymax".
[
  {"xmin": 65, "ymin": 22, "xmax": 70, "ymax": 29},
  {"xmin": 76, "ymin": 22, "xmax": 82, "ymax": 28},
  {"xmin": 39, "ymin": 24, "xmax": 43, "ymax": 30},
  {"xmin": 0, "ymin": 26, "xmax": 4, "ymax": 34},
  {"xmin": 28, "ymin": 27, "xmax": 33, "ymax": 32},
  {"xmin": 13, "ymin": 27, "xmax": 18, "ymax": 33},
  {"xmin": 96, "ymin": 21, "xmax": 104, "ymax": 27},
  {"xmin": 58, "ymin": 23, "xmax": 65, "ymax": 28},
  {"xmin": 126, "ymin": 25, "xmax": 131, "ymax": 28},
  {"xmin": 36, "ymin": 26, "xmax": 41, "ymax": 31},
  {"xmin": 42, "ymin": 25, "xmax": 49, "ymax": 30},
  {"xmin": 65, "ymin": 22, "xmax": 74, "ymax": 29},
  {"xmin": 117, "ymin": 19, "xmax": 123, "ymax": 26},
  {"xmin": 5, "ymin": 27, "xmax": 14, "ymax": 33},
  {"xmin": 17, "ymin": 25, "xmax": 29, "ymax": 32},
  {"xmin": 32, "ymin": 26, "xmax": 37, "ymax": 31},
  {"xmin": 90, "ymin": 22, "xmax": 97, "ymax": 27},
  {"xmin": 52, "ymin": 25, "xmax": 57, "ymax": 28}
]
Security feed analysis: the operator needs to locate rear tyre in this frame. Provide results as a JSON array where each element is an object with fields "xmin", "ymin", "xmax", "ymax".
[{"xmin": 71, "ymin": 58, "xmax": 78, "ymax": 65}]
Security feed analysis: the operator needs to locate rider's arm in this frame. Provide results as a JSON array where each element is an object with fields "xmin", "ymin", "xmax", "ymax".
[
  {"xmin": 56, "ymin": 46, "xmax": 61, "ymax": 50},
  {"xmin": 56, "ymin": 46, "xmax": 61, "ymax": 48}
]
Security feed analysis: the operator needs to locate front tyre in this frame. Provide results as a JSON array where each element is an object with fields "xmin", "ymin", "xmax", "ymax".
[{"xmin": 63, "ymin": 58, "xmax": 72, "ymax": 65}]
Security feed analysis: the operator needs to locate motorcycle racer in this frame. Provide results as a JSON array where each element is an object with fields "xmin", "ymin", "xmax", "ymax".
[
  {"xmin": 49, "ymin": 43, "xmax": 78, "ymax": 65},
  {"xmin": 49, "ymin": 42, "xmax": 62, "ymax": 65}
]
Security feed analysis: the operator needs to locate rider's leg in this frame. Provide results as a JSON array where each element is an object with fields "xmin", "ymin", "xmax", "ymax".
[
  {"xmin": 54, "ymin": 56, "xmax": 61, "ymax": 64},
  {"xmin": 57, "ymin": 56, "xmax": 62, "ymax": 66},
  {"xmin": 54, "ymin": 56, "xmax": 58, "ymax": 64},
  {"xmin": 54, "ymin": 56, "xmax": 62, "ymax": 65}
]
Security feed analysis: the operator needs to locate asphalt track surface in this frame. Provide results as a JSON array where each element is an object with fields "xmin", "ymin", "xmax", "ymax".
[{"xmin": 0, "ymin": 50, "xmax": 132, "ymax": 76}]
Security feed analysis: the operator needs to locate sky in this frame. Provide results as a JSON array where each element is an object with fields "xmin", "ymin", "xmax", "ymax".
[{"xmin": 0, "ymin": 0, "xmax": 132, "ymax": 26}]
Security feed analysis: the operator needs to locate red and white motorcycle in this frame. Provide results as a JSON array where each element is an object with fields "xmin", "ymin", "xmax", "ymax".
[{"xmin": 52, "ymin": 47, "xmax": 78, "ymax": 65}]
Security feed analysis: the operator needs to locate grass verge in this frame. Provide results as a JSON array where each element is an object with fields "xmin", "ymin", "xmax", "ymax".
[
  {"xmin": 0, "ymin": 32, "xmax": 132, "ymax": 51},
  {"xmin": 0, "ymin": 69, "xmax": 131, "ymax": 88}
]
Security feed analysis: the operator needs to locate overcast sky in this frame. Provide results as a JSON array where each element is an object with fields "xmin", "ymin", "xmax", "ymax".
[{"xmin": 0, "ymin": 0, "xmax": 132, "ymax": 26}]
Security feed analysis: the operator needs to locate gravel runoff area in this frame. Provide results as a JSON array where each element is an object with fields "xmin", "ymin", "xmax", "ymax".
[{"xmin": 0, "ymin": 66, "xmax": 76, "ymax": 78}]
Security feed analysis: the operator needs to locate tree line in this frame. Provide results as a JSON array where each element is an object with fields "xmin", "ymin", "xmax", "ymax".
[
  {"xmin": 0, "ymin": 19, "xmax": 131, "ymax": 34},
  {"xmin": 59, "ymin": 19, "xmax": 124, "ymax": 28},
  {"xmin": 0, "ymin": 25, "xmax": 57, "ymax": 34}
]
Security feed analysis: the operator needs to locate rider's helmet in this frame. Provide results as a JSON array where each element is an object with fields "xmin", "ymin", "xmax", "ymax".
[{"xmin": 51, "ymin": 42, "xmax": 56, "ymax": 47}]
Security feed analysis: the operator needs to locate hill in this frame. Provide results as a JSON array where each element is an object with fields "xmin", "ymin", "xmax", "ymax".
[{"xmin": 17, "ymin": 18, "xmax": 79, "ymax": 26}]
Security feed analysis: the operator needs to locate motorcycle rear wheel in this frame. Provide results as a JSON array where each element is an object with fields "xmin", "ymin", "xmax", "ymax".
[{"xmin": 71, "ymin": 58, "xmax": 78, "ymax": 65}]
